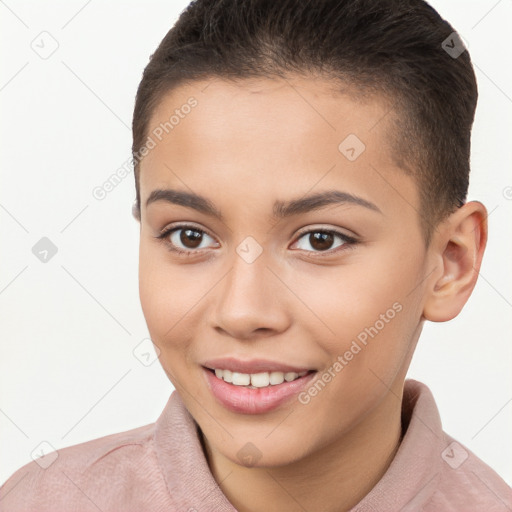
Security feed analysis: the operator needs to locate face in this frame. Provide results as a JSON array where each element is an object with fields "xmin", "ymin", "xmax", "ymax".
[{"xmin": 137, "ymin": 76, "xmax": 432, "ymax": 468}]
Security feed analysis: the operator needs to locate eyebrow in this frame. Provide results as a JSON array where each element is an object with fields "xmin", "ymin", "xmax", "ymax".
[{"xmin": 145, "ymin": 188, "xmax": 382, "ymax": 221}]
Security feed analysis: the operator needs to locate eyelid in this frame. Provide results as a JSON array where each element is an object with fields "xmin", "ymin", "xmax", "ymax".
[
  {"xmin": 294, "ymin": 224, "xmax": 359, "ymax": 241},
  {"xmin": 157, "ymin": 221, "xmax": 215, "ymax": 239}
]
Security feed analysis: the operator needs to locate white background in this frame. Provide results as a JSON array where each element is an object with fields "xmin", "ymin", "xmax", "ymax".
[{"xmin": 1, "ymin": 0, "xmax": 511, "ymax": 488}]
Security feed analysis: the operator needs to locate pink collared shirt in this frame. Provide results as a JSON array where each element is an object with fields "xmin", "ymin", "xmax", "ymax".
[{"xmin": 1, "ymin": 379, "xmax": 511, "ymax": 511}]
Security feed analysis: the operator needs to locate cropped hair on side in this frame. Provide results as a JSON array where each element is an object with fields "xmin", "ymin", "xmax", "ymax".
[{"xmin": 131, "ymin": 0, "xmax": 478, "ymax": 245}]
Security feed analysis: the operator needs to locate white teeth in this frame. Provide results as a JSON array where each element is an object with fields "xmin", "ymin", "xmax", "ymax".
[
  {"xmin": 269, "ymin": 371, "xmax": 285, "ymax": 385},
  {"xmin": 212, "ymin": 368, "xmax": 309, "ymax": 388},
  {"xmin": 250, "ymin": 372, "xmax": 270, "ymax": 388},
  {"xmin": 231, "ymin": 372, "xmax": 251, "ymax": 386}
]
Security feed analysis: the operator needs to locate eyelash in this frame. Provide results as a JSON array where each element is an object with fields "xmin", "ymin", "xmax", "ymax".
[{"xmin": 154, "ymin": 223, "xmax": 358, "ymax": 258}]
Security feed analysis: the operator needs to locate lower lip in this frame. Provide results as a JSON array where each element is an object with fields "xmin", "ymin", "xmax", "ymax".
[{"xmin": 203, "ymin": 367, "xmax": 317, "ymax": 414}]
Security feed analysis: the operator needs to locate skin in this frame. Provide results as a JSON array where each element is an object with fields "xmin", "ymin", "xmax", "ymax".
[{"xmin": 135, "ymin": 75, "xmax": 487, "ymax": 512}]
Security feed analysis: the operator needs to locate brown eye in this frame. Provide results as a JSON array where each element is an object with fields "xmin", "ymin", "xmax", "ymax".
[
  {"xmin": 293, "ymin": 228, "xmax": 356, "ymax": 254},
  {"xmin": 308, "ymin": 232, "xmax": 335, "ymax": 251},
  {"xmin": 178, "ymin": 228, "xmax": 203, "ymax": 249},
  {"xmin": 156, "ymin": 224, "xmax": 219, "ymax": 255}
]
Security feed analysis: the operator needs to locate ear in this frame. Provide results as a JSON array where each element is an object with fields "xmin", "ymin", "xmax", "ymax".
[
  {"xmin": 132, "ymin": 200, "xmax": 141, "ymax": 223},
  {"xmin": 423, "ymin": 201, "xmax": 488, "ymax": 322}
]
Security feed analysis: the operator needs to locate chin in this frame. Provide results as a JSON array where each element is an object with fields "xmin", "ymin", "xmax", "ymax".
[{"xmin": 219, "ymin": 437, "xmax": 311, "ymax": 469}]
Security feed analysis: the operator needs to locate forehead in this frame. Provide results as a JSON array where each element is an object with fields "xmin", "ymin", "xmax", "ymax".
[
  {"xmin": 139, "ymin": 76, "xmax": 418, "ymax": 222},
  {"xmin": 145, "ymin": 76, "xmax": 392, "ymax": 164}
]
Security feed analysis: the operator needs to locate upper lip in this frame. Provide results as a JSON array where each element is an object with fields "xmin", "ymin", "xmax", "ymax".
[{"xmin": 202, "ymin": 357, "xmax": 315, "ymax": 374}]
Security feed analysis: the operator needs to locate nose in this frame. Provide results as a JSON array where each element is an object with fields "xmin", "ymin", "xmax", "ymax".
[{"xmin": 211, "ymin": 248, "xmax": 291, "ymax": 340}]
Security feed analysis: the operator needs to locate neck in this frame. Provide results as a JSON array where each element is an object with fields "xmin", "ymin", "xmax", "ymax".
[{"xmin": 201, "ymin": 384, "xmax": 405, "ymax": 512}]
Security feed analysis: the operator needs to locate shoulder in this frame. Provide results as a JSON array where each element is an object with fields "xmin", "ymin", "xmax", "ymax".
[
  {"xmin": 427, "ymin": 432, "xmax": 512, "ymax": 511},
  {"xmin": 0, "ymin": 422, "xmax": 168, "ymax": 512}
]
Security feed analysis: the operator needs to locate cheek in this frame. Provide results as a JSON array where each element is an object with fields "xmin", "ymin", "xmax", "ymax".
[
  {"xmin": 294, "ymin": 267, "xmax": 417, "ymax": 434},
  {"xmin": 138, "ymin": 243, "xmax": 194, "ymax": 348},
  {"xmin": 138, "ymin": 252, "xmax": 205, "ymax": 393},
  {"xmin": 300, "ymin": 244, "xmax": 423, "ymax": 383},
  {"xmin": 306, "ymin": 256, "xmax": 414, "ymax": 340}
]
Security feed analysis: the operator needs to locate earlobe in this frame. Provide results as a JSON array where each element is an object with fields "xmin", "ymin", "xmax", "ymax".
[{"xmin": 423, "ymin": 201, "xmax": 488, "ymax": 322}]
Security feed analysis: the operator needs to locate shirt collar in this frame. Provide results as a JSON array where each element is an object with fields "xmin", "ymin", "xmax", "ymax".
[{"xmin": 154, "ymin": 390, "xmax": 237, "ymax": 511}]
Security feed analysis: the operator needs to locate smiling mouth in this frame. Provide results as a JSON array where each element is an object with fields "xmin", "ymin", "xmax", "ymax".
[
  {"xmin": 204, "ymin": 367, "xmax": 316, "ymax": 389},
  {"xmin": 202, "ymin": 365, "xmax": 318, "ymax": 414}
]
